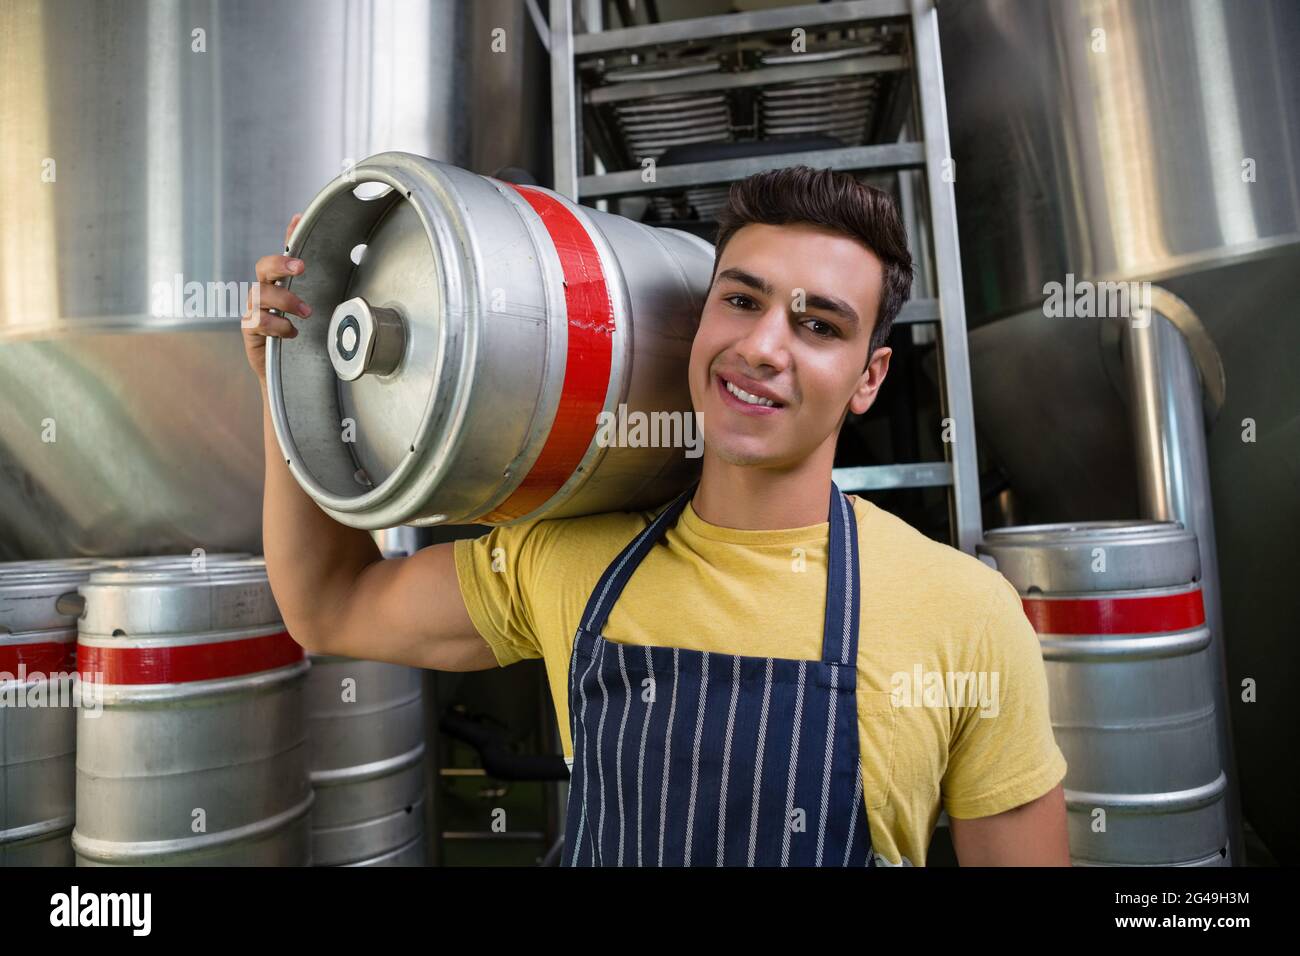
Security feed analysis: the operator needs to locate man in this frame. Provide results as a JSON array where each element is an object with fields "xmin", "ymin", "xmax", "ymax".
[{"xmin": 243, "ymin": 165, "xmax": 1070, "ymax": 867}]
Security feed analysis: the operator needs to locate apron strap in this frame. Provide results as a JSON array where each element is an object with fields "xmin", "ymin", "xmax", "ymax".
[
  {"xmin": 579, "ymin": 484, "xmax": 696, "ymax": 633},
  {"xmin": 823, "ymin": 482, "xmax": 861, "ymax": 666},
  {"xmin": 577, "ymin": 480, "xmax": 862, "ymax": 667}
]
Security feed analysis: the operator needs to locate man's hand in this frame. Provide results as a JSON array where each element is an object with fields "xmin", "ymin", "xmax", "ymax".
[
  {"xmin": 948, "ymin": 783, "xmax": 1072, "ymax": 865},
  {"xmin": 243, "ymin": 213, "xmax": 313, "ymax": 383}
]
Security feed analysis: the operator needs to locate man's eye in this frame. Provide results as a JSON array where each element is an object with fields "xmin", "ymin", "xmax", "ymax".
[
  {"xmin": 803, "ymin": 318, "xmax": 838, "ymax": 338},
  {"xmin": 723, "ymin": 294, "xmax": 756, "ymax": 310}
]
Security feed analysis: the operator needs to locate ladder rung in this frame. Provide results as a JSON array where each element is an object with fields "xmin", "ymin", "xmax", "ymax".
[
  {"xmin": 574, "ymin": 0, "xmax": 911, "ymax": 56},
  {"xmin": 832, "ymin": 462, "xmax": 953, "ymax": 492},
  {"xmin": 587, "ymin": 54, "xmax": 907, "ymax": 106},
  {"xmin": 578, "ymin": 143, "xmax": 925, "ymax": 198},
  {"xmin": 897, "ymin": 299, "xmax": 940, "ymax": 324}
]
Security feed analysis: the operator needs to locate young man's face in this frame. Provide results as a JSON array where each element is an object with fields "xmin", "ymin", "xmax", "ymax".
[{"xmin": 687, "ymin": 222, "xmax": 893, "ymax": 470}]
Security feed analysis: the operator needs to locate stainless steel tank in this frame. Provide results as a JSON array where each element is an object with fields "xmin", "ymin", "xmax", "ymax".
[
  {"xmin": 72, "ymin": 558, "xmax": 313, "ymax": 865},
  {"xmin": 267, "ymin": 152, "xmax": 713, "ymax": 529},
  {"xmin": 979, "ymin": 522, "xmax": 1229, "ymax": 867},
  {"xmin": 941, "ymin": 0, "xmax": 1300, "ymax": 864},
  {"xmin": 306, "ymin": 655, "xmax": 427, "ymax": 867},
  {"xmin": 939, "ymin": 0, "xmax": 1300, "ymax": 323},
  {"xmin": 0, "ymin": 559, "xmax": 94, "ymax": 865},
  {"xmin": 0, "ymin": 0, "xmax": 548, "ymax": 560}
]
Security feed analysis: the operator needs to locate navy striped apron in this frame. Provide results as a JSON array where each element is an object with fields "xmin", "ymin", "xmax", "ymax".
[{"xmin": 562, "ymin": 480, "xmax": 873, "ymax": 867}]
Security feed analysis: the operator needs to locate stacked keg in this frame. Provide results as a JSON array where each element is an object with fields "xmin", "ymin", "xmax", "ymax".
[
  {"xmin": 0, "ymin": 558, "xmax": 98, "ymax": 865},
  {"xmin": 978, "ymin": 521, "xmax": 1230, "ymax": 866},
  {"xmin": 306, "ymin": 656, "xmax": 427, "ymax": 865},
  {"xmin": 72, "ymin": 556, "xmax": 314, "ymax": 865},
  {"xmin": 267, "ymin": 151, "xmax": 714, "ymax": 531}
]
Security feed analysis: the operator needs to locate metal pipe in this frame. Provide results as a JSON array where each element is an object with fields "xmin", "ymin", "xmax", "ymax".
[{"xmin": 1122, "ymin": 305, "xmax": 1244, "ymax": 864}]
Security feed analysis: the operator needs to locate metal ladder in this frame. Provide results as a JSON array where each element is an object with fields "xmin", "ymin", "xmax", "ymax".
[{"xmin": 541, "ymin": 0, "xmax": 983, "ymax": 553}]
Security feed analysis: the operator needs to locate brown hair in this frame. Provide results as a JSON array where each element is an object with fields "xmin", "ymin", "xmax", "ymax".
[{"xmin": 711, "ymin": 165, "xmax": 914, "ymax": 360}]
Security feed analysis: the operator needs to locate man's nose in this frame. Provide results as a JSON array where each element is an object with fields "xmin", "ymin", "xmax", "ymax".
[{"xmin": 734, "ymin": 304, "xmax": 791, "ymax": 372}]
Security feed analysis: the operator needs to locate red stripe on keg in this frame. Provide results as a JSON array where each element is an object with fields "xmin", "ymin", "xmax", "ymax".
[
  {"xmin": 478, "ymin": 184, "xmax": 615, "ymax": 522},
  {"xmin": 0, "ymin": 641, "xmax": 76, "ymax": 675},
  {"xmin": 76, "ymin": 631, "xmax": 304, "ymax": 684},
  {"xmin": 1021, "ymin": 589, "xmax": 1206, "ymax": 634}
]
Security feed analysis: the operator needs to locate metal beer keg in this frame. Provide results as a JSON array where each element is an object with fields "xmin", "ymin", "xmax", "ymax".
[
  {"xmin": 267, "ymin": 151, "xmax": 713, "ymax": 529},
  {"xmin": 306, "ymin": 655, "xmax": 427, "ymax": 866},
  {"xmin": 978, "ymin": 522, "xmax": 1230, "ymax": 866},
  {"xmin": 0, "ymin": 558, "xmax": 94, "ymax": 865},
  {"xmin": 72, "ymin": 558, "xmax": 313, "ymax": 865}
]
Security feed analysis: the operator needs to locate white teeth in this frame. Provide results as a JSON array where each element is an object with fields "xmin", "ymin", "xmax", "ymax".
[{"xmin": 725, "ymin": 379, "xmax": 777, "ymax": 407}]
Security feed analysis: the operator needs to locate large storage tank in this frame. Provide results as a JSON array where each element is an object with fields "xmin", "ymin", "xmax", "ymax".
[
  {"xmin": 940, "ymin": 0, "xmax": 1300, "ymax": 863},
  {"xmin": 0, "ymin": 0, "xmax": 547, "ymax": 559}
]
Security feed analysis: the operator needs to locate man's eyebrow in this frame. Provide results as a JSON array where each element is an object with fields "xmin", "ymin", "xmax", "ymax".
[
  {"xmin": 803, "ymin": 291, "xmax": 860, "ymax": 328},
  {"xmin": 715, "ymin": 267, "xmax": 774, "ymax": 297}
]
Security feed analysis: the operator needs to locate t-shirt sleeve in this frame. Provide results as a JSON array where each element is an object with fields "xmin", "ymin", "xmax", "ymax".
[
  {"xmin": 941, "ymin": 575, "xmax": 1068, "ymax": 819},
  {"xmin": 453, "ymin": 520, "xmax": 552, "ymax": 668}
]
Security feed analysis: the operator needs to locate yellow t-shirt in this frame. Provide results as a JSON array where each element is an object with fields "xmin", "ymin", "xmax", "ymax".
[{"xmin": 454, "ymin": 493, "xmax": 1067, "ymax": 866}]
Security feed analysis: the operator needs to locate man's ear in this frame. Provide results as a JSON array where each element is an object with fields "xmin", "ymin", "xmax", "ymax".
[{"xmin": 849, "ymin": 346, "xmax": 892, "ymax": 416}]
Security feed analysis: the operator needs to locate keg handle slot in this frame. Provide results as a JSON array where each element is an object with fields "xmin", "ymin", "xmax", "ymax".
[
  {"xmin": 327, "ymin": 295, "xmax": 407, "ymax": 381},
  {"xmin": 56, "ymin": 591, "xmax": 86, "ymax": 618}
]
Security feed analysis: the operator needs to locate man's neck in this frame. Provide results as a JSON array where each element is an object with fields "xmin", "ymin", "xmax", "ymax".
[{"xmin": 691, "ymin": 446, "xmax": 838, "ymax": 530}]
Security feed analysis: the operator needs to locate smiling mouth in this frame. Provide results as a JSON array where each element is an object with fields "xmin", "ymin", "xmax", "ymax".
[{"xmin": 715, "ymin": 373, "xmax": 785, "ymax": 413}]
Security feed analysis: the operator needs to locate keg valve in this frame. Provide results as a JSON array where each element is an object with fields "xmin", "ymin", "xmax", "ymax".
[{"xmin": 327, "ymin": 296, "xmax": 406, "ymax": 381}]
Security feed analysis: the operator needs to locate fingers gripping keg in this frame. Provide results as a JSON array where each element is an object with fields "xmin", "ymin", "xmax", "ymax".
[{"xmin": 267, "ymin": 151, "xmax": 714, "ymax": 529}]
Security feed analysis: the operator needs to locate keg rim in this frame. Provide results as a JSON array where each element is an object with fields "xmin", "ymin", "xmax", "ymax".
[
  {"xmin": 0, "ymin": 554, "xmax": 253, "ymax": 586},
  {"xmin": 266, "ymin": 153, "xmax": 473, "ymax": 527},
  {"xmin": 979, "ymin": 520, "xmax": 1200, "ymax": 592},
  {"xmin": 0, "ymin": 567, "xmax": 97, "ymax": 588},
  {"xmin": 95, "ymin": 551, "xmax": 254, "ymax": 569},
  {"xmin": 0, "ymin": 561, "xmax": 101, "ymax": 587},
  {"xmin": 0, "ymin": 557, "xmax": 102, "ymax": 573},
  {"xmin": 980, "ymin": 519, "xmax": 1189, "ymax": 545},
  {"xmin": 80, "ymin": 563, "xmax": 268, "ymax": 589},
  {"xmin": 1019, "ymin": 580, "xmax": 1203, "ymax": 601}
]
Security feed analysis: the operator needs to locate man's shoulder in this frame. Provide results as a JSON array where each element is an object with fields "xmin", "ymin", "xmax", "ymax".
[
  {"xmin": 531, "ymin": 506, "xmax": 657, "ymax": 544},
  {"xmin": 852, "ymin": 496, "xmax": 1016, "ymax": 618},
  {"xmin": 470, "ymin": 506, "xmax": 656, "ymax": 573}
]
